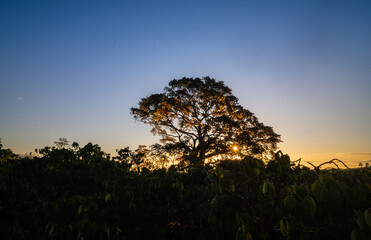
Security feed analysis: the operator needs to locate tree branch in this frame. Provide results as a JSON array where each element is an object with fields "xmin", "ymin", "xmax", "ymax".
[
  {"xmin": 166, "ymin": 117, "xmax": 198, "ymax": 139},
  {"xmin": 307, "ymin": 158, "xmax": 350, "ymax": 171}
]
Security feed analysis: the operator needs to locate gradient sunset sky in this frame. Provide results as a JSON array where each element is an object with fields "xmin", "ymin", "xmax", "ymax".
[{"xmin": 1, "ymin": 0, "xmax": 370, "ymax": 167}]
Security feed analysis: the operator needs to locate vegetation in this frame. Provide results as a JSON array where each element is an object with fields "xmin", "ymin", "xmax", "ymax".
[
  {"xmin": 131, "ymin": 77, "xmax": 281, "ymax": 165},
  {"xmin": 0, "ymin": 140, "xmax": 370, "ymax": 240},
  {"xmin": 1, "ymin": 78, "xmax": 369, "ymax": 239}
]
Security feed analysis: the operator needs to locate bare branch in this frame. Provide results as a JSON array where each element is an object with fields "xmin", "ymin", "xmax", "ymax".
[{"xmin": 307, "ymin": 158, "xmax": 350, "ymax": 171}]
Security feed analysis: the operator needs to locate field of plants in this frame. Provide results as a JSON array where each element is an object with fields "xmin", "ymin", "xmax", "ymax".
[{"xmin": 0, "ymin": 143, "xmax": 370, "ymax": 240}]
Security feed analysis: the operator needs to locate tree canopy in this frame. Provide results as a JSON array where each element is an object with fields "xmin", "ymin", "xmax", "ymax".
[{"xmin": 131, "ymin": 77, "xmax": 281, "ymax": 164}]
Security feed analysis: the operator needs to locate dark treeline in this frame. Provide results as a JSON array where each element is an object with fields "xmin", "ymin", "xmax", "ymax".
[{"xmin": 0, "ymin": 140, "xmax": 370, "ymax": 240}]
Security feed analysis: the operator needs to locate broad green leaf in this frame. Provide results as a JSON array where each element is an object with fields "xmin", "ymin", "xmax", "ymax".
[
  {"xmin": 280, "ymin": 218, "xmax": 289, "ymax": 237},
  {"xmin": 311, "ymin": 180, "xmax": 326, "ymax": 202},
  {"xmin": 48, "ymin": 224, "xmax": 54, "ymax": 236},
  {"xmin": 364, "ymin": 209, "xmax": 371, "ymax": 229},
  {"xmin": 262, "ymin": 181, "xmax": 268, "ymax": 195},
  {"xmin": 210, "ymin": 197, "xmax": 216, "ymax": 208},
  {"xmin": 241, "ymin": 224, "xmax": 246, "ymax": 232},
  {"xmin": 283, "ymin": 195, "xmax": 297, "ymax": 212},
  {"xmin": 77, "ymin": 204, "xmax": 83, "ymax": 215},
  {"xmin": 355, "ymin": 211, "xmax": 366, "ymax": 231},
  {"xmin": 105, "ymin": 193, "xmax": 112, "ymax": 202},
  {"xmin": 308, "ymin": 196, "xmax": 317, "ymax": 216},
  {"xmin": 246, "ymin": 232, "xmax": 253, "ymax": 240},
  {"xmin": 351, "ymin": 229, "xmax": 361, "ymax": 240},
  {"xmin": 278, "ymin": 155, "xmax": 290, "ymax": 169},
  {"xmin": 301, "ymin": 196, "xmax": 316, "ymax": 217}
]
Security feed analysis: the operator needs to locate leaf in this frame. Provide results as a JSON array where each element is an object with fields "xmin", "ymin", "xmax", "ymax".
[
  {"xmin": 355, "ymin": 211, "xmax": 366, "ymax": 231},
  {"xmin": 280, "ymin": 218, "xmax": 289, "ymax": 237},
  {"xmin": 365, "ymin": 183, "xmax": 371, "ymax": 192},
  {"xmin": 319, "ymin": 174, "xmax": 325, "ymax": 184},
  {"xmin": 262, "ymin": 181, "xmax": 268, "ymax": 195},
  {"xmin": 105, "ymin": 193, "xmax": 112, "ymax": 202},
  {"xmin": 54, "ymin": 204, "xmax": 59, "ymax": 213},
  {"xmin": 311, "ymin": 180, "xmax": 326, "ymax": 202},
  {"xmin": 216, "ymin": 167, "xmax": 224, "ymax": 179},
  {"xmin": 210, "ymin": 197, "xmax": 216, "ymax": 208},
  {"xmin": 275, "ymin": 151, "xmax": 282, "ymax": 160},
  {"xmin": 364, "ymin": 209, "xmax": 371, "ymax": 229},
  {"xmin": 211, "ymin": 182, "xmax": 219, "ymax": 194},
  {"xmin": 246, "ymin": 232, "xmax": 253, "ymax": 240},
  {"xmin": 231, "ymin": 183, "xmax": 235, "ymax": 193},
  {"xmin": 103, "ymin": 180, "xmax": 109, "ymax": 189},
  {"xmin": 351, "ymin": 229, "xmax": 361, "ymax": 240},
  {"xmin": 278, "ymin": 155, "xmax": 290, "ymax": 169},
  {"xmin": 283, "ymin": 195, "xmax": 297, "ymax": 212},
  {"xmin": 48, "ymin": 224, "xmax": 55, "ymax": 236},
  {"xmin": 241, "ymin": 223, "xmax": 246, "ymax": 232},
  {"xmin": 77, "ymin": 204, "xmax": 83, "ymax": 215},
  {"xmin": 293, "ymin": 185, "xmax": 297, "ymax": 194},
  {"xmin": 302, "ymin": 196, "xmax": 316, "ymax": 217},
  {"xmin": 308, "ymin": 196, "xmax": 317, "ymax": 216},
  {"xmin": 252, "ymin": 168, "xmax": 260, "ymax": 177}
]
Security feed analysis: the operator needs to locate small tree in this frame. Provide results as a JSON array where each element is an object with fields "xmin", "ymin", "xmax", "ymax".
[
  {"xmin": 0, "ymin": 139, "xmax": 18, "ymax": 161},
  {"xmin": 131, "ymin": 77, "xmax": 281, "ymax": 165},
  {"xmin": 114, "ymin": 146, "xmax": 149, "ymax": 171}
]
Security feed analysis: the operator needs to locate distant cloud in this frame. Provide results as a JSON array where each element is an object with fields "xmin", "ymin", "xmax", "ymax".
[{"xmin": 17, "ymin": 97, "xmax": 23, "ymax": 101}]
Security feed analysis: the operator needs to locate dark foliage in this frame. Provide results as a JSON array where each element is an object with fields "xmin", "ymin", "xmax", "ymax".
[{"xmin": 0, "ymin": 142, "xmax": 370, "ymax": 240}]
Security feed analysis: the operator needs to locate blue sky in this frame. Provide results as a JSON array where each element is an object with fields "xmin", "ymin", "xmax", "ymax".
[{"xmin": 1, "ymin": 0, "xmax": 370, "ymax": 166}]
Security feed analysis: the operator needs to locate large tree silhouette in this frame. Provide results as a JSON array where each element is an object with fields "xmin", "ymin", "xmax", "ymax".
[{"xmin": 131, "ymin": 77, "xmax": 280, "ymax": 164}]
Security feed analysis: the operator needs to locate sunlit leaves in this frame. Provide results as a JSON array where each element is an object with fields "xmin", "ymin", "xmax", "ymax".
[
  {"xmin": 131, "ymin": 77, "xmax": 281, "ymax": 164},
  {"xmin": 105, "ymin": 193, "xmax": 112, "ymax": 202}
]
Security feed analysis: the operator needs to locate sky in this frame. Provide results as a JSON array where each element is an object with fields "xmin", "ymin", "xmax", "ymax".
[{"xmin": 1, "ymin": 0, "xmax": 370, "ymax": 167}]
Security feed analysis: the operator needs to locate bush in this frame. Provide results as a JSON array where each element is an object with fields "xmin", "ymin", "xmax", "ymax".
[{"xmin": 0, "ymin": 145, "xmax": 369, "ymax": 239}]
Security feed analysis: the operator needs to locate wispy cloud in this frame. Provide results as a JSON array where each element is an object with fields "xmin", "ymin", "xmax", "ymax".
[{"xmin": 17, "ymin": 97, "xmax": 23, "ymax": 101}]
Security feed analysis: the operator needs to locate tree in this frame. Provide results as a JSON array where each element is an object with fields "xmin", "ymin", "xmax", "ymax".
[
  {"xmin": 113, "ymin": 145, "xmax": 149, "ymax": 171},
  {"xmin": 131, "ymin": 77, "xmax": 281, "ymax": 165},
  {"xmin": 0, "ymin": 139, "xmax": 18, "ymax": 161},
  {"xmin": 36, "ymin": 139, "xmax": 110, "ymax": 162},
  {"xmin": 77, "ymin": 142, "xmax": 109, "ymax": 161}
]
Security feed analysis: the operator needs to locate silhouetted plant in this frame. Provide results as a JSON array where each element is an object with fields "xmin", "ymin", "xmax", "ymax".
[
  {"xmin": 0, "ymin": 139, "xmax": 18, "ymax": 161},
  {"xmin": 0, "ymin": 140, "xmax": 370, "ymax": 240}
]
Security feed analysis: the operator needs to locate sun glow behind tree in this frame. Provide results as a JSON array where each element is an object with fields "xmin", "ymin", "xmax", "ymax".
[{"xmin": 131, "ymin": 77, "xmax": 281, "ymax": 165}]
